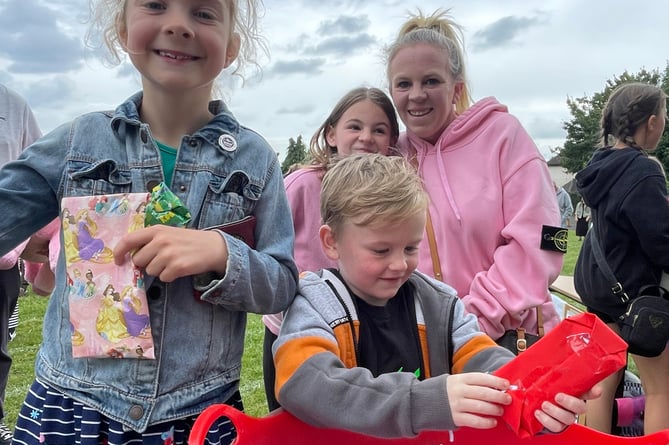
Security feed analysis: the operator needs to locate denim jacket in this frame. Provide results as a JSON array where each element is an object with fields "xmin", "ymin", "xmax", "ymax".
[{"xmin": 0, "ymin": 92, "xmax": 298, "ymax": 432}]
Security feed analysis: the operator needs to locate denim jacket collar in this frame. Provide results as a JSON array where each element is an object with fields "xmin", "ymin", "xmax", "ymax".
[{"xmin": 111, "ymin": 92, "xmax": 242, "ymax": 157}]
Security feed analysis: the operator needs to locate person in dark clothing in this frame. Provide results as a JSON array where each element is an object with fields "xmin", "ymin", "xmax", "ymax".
[
  {"xmin": 574, "ymin": 82, "xmax": 669, "ymax": 435},
  {"xmin": 574, "ymin": 196, "xmax": 590, "ymax": 240}
]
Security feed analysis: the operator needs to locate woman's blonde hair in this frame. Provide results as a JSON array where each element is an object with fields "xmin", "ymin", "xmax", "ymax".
[
  {"xmin": 85, "ymin": 0, "xmax": 266, "ymax": 79},
  {"xmin": 321, "ymin": 154, "xmax": 428, "ymax": 234},
  {"xmin": 385, "ymin": 8, "xmax": 471, "ymax": 113}
]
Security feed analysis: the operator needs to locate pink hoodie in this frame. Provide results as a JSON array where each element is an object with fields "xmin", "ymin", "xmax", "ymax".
[
  {"xmin": 0, "ymin": 218, "xmax": 59, "ymax": 295},
  {"xmin": 397, "ymin": 97, "xmax": 562, "ymax": 339},
  {"xmin": 262, "ymin": 167, "xmax": 337, "ymax": 335},
  {"xmin": 282, "ymin": 167, "xmax": 337, "ymax": 273}
]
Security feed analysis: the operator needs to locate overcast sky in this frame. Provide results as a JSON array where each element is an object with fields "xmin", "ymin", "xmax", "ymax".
[{"xmin": 1, "ymin": 0, "xmax": 667, "ymax": 160}]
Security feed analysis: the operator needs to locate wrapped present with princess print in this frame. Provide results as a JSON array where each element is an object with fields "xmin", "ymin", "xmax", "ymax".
[{"xmin": 61, "ymin": 192, "xmax": 155, "ymax": 359}]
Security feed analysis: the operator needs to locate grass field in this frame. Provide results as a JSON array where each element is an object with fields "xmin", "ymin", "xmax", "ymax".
[
  {"xmin": 6, "ymin": 229, "xmax": 585, "ymax": 430},
  {"xmin": 5, "ymin": 303, "xmax": 271, "ymax": 429}
]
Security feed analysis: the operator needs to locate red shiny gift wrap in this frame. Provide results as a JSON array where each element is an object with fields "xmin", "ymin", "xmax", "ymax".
[
  {"xmin": 494, "ymin": 312, "xmax": 627, "ymax": 438},
  {"xmin": 188, "ymin": 404, "xmax": 669, "ymax": 445}
]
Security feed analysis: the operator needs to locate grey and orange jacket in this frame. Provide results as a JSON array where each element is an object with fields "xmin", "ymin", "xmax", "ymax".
[{"xmin": 273, "ymin": 269, "xmax": 515, "ymax": 438}]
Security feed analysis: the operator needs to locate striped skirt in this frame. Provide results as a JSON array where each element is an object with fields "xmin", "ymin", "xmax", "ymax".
[{"xmin": 12, "ymin": 379, "xmax": 243, "ymax": 445}]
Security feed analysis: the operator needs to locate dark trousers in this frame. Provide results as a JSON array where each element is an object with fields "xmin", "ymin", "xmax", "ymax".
[
  {"xmin": 0, "ymin": 264, "xmax": 20, "ymax": 420},
  {"xmin": 262, "ymin": 327, "xmax": 281, "ymax": 412}
]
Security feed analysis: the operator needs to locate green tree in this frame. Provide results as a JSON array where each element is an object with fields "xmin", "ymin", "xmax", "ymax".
[
  {"xmin": 281, "ymin": 135, "xmax": 307, "ymax": 175},
  {"xmin": 655, "ymin": 64, "xmax": 669, "ymax": 171},
  {"xmin": 560, "ymin": 66, "xmax": 669, "ymax": 174}
]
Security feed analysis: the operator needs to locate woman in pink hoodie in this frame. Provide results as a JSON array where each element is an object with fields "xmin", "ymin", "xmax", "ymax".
[{"xmin": 384, "ymin": 9, "xmax": 563, "ymax": 350}]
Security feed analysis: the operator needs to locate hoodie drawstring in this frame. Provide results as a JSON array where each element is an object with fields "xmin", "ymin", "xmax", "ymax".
[{"xmin": 410, "ymin": 133, "xmax": 462, "ymax": 223}]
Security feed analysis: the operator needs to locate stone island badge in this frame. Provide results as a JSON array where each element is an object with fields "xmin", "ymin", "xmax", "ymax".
[
  {"xmin": 218, "ymin": 134, "xmax": 237, "ymax": 152},
  {"xmin": 541, "ymin": 225, "xmax": 568, "ymax": 253}
]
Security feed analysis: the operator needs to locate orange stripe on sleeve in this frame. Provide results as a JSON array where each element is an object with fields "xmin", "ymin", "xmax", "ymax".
[
  {"xmin": 274, "ymin": 336, "xmax": 339, "ymax": 398},
  {"xmin": 451, "ymin": 335, "xmax": 499, "ymax": 374}
]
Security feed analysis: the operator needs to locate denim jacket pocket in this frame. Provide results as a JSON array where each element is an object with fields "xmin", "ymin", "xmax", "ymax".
[
  {"xmin": 198, "ymin": 170, "xmax": 261, "ymax": 227},
  {"xmin": 66, "ymin": 159, "xmax": 133, "ymax": 196}
]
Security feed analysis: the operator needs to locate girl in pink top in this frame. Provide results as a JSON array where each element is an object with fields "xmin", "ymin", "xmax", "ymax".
[
  {"xmin": 385, "ymin": 9, "xmax": 563, "ymax": 347},
  {"xmin": 262, "ymin": 86, "xmax": 399, "ymax": 410}
]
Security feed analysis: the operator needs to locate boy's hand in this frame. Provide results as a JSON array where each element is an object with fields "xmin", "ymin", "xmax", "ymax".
[
  {"xmin": 535, "ymin": 386, "xmax": 602, "ymax": 433},
  {"xmin": 113, "ymin": 225, "xmax": 228, "ymax": 282},
  {"xmin": 446, "ymin": 373, "xmax": 511, "ymax": 429}
]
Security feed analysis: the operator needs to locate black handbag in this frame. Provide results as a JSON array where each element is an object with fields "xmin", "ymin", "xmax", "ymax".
[
  {"xmin": 618, "ymin": 285, "xmax": 669, "ymax": 357},
  {"xmin": 590, "ymin": 224, "xmax": 669, "ymax": 357},
  {"xmin": 496, "ymin": 327, "xmax": 541, "ymax": 355},
  {"xmin": 495, "ymin": 307, "xmax": 544, "ymax": 354}
]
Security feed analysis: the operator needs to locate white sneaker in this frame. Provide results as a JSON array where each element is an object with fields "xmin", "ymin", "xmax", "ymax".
[{"xmin": 0, "ymin": 420, "xmax": 13, "ymax": 445}]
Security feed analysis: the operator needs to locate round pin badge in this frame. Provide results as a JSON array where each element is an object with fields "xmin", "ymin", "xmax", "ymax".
[{"xmin": 218, "ymin": 134, "xmax": 237, "ymax": 152}]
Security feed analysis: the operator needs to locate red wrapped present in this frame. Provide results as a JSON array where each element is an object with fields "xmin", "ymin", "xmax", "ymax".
[{"xmin": 494, "ymin": 312, "xmax": 627, "ymax": 438}]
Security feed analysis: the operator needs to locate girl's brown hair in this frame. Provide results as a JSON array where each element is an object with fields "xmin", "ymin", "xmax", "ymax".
[
  {"xmin": 309, "ymin": 87, "xmax": 399, "ymax": 168},
  {"xmin": 600, "ymin": 82, "xmax": 667, "ymax": 148}
]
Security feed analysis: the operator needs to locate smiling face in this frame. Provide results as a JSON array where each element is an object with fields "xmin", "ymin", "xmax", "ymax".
[
  {"xmin": 388, "ymin": 42, "xmax": 463, "ymax": 145},
  {"xmin": 325, "ymin": 99, "xmax": 394, "ymax": 156},
  {"xmin": 119, "ymin": 0, "xmax": 240, "ymax": 95},
  {"xmin": 320, "ymin": 212, "xmax": 426, "ymax": 306}
]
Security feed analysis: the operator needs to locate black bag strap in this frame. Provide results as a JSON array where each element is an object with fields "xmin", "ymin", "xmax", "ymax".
[
  {"xmin": 589, "ymin": 222, "xmax": 630, "ymax": 303},
  {"xmin": 447, "ymin": 297, "xmax": 456, "ymax": 372}
]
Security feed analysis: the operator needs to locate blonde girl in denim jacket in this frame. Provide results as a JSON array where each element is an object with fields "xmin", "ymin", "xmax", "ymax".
[{"xmin": 0, "ymin": 1, "xmax": 297, "ymax": 444}]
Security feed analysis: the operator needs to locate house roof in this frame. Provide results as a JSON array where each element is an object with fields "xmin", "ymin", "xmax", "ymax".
[
  {"xmin": 563, "ymin": 178, "xmax": 578, "ymax": 194},
  {"xmin": 547, "ymin": 155, "xmax": 562, "ymax": 167}
]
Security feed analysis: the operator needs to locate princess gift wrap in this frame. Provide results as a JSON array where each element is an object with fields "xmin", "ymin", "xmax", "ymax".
[{"xmin": 61, "ymin": 192, "xmax": 155, "ymax": 359}]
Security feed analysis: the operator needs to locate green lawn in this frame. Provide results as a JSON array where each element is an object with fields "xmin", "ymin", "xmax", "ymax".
[
  {"xmin": 5, "ymin": 300, "xmax": 270, "ymax": 429},
  {"xmin": 561, "ymin": 229, "xmax": 583, "ymax": 276},
  {"xmin": 5, "ymin": 230, "xmax": 586, "ymax": 429}
]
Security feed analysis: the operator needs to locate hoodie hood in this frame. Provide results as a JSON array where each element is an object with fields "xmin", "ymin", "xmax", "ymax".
[
  {"xmin": 400, "ymin": 97, "xmax": 508, "ymax": 222},
  {"xmin": 404, "ymin": 97, "xmax": 508, "ymax": 158},
  {"xmin": 576, "ymin": 147, "xmax": 644, "ymax": 208}
]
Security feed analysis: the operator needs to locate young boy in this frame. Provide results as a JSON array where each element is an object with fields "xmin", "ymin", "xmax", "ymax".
[{"xmin": 273, "ymin": 154, "xmax": 590, "ymax": 438}]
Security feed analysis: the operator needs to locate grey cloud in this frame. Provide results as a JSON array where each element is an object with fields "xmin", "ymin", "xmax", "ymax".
[
  {"xmin": 276, "ymin": 104, "xmax": 316, "ymax": 115},
  {"xmin": 316, "ymin": 15, "xmax": 371, "ymax": 35},
  {"xmin": 471, "ymin": 14, "xmax": 546, "ymax": 51},
  {"xmin": 305, "ymin": 34, "xmax": 377, "ymax": 57},
  {"xmin": 269, "ymin": 58, "xmax": 326, "ymax": 76},
  {"xmin": 23, "ymin": 75, "xmax": 77, "ymax": 108},
  {"xmin": 0, "ymin": 0, "xmax": 83, "ymax": 74},
  {"xmin": 117, "ymin": 63, "xmax": 139, "ymax": 79},
  {"xmin": 280, "ymin": 34, "xmax": 311, "ymax": 54},
  {"xmin": 283, "ymin": 0, "xmax": 369, "ymax": 9},
  {"xmin": 526, "ymin": 116, "xmax": 566, "ymax": 139}
]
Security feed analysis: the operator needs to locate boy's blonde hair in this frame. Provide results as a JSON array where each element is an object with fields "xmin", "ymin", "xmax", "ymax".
[
  {"xmin": 86, "ymin": 0, "xmax": 266, "ymax": 78},
  {"xmin": 321, "ymin": 154, "xmax": 429, "ymax": 234},
  {"xmin": 384, "ymin": 8, "xmax": 471, "ymax": 114}
]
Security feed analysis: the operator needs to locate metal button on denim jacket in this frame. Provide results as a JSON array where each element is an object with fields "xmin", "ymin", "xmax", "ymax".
[{"xmin": 0, "ymin": 92, "xmax": 298, "ymax": 432}]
